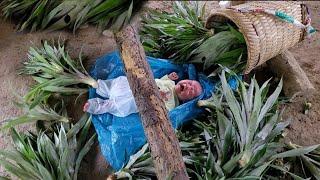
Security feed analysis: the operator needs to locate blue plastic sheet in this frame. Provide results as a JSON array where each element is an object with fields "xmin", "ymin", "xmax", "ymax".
[{"xmin": 89, "ymin": 51, "xmax": 215, "ymax": 171}]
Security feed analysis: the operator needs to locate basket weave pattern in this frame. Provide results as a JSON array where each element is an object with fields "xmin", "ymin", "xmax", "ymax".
[{"xmin": 206, "ymin": 1, "xmax": 304, "ymax": 74}]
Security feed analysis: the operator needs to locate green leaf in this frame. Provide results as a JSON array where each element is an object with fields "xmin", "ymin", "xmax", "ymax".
[
  {"xmin": 0, "ymin": 157, "xmax": 38, "ymax": 179},
  {"xmin": 273, "ymin": 145, "xmax": 320, "ymax": 159},
  {"xmin": 44, "ymin": 134, "xmax": 59, "ymax": 166},
  {"xmin": 215, "ymin": 48, "xmax": 244, "ymax": 67},
  {"xmin": 125, "ymin": 144, "xmax": 149, "ymax": 169},
  {"xmin": 257, "ymin": 79, "xmax": 283, "ymax": 125},
  {"xmin": 270, "ymin": 164, "xmax": 310, "ymax": 180},
  {"xmin": 58, "ymin": 148, "xmax": 72, "ymax": 180},
  {"xmin": 228, "ymin": 25, "xmax": 246, "ymax": 43},
  {"xmin": 223, "ymin": 152, "xmax": 243, "ymax": 174},
  {"xmin": 245, "ymin": 79, "xmax": 262, "ymax": 148},
  {"xmin": 301, "ymin": 155, "xmax": 320, "ymax": 180},
  {"xmin": 77, "ymin": 115, "xmax": 92, "ymax": 150},
  {"xmin": 191, "ymin": 31, "xmax": 242, "ymax": 70},
  {"xmin": 74, "ymin": 134, "xmax": 96, "ymax": 180},
  {"xmin": 87, "ymin": 0, "xmax": 126, "ymax": 18},
  {"xmin": 256, "ymin": 112, "xmax": 279, "ymax": 141},
  {"xmin": 2, "ymin": 0, "xmax": 140, "ymax": 32},
  {"xmin": 10, "ymin": 128, "xmax": 28, "ymax": 153},
  {"xmin": 36, "ymin": 162, "xmax": 54, "ymax": 180},
  {"xmin": 0, "ymin": 150, "xmax": 40, "ymax": 178},
  {"xmin": 221, "ymin": 71, "xmax": 245, "ymax": 150},
  {"xmin": 246, "ymin": 145, "xmax": 267, "ymax": 169},
  {"xmin": 0, "ymin": 176, "xmax": 11, "ymax": 180},
  {"xmin": 249, "ymin": 161, "xmax": 272, "ymax": 177},
  {"xmin": 66, "ymin": 113, "xmax": 89, "ymax": 139},
  {"xmin": 222, "ymin": 121, "xmax": 233, "ymax": 164},
  {"xmin": 1, "ymin": 116, "xmax": 35, "ymax": 130}
]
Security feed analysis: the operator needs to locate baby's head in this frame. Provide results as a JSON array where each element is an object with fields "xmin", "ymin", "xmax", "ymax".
[{"xmin": 174, "ymin": 80, "xmax": 202, "ymax": 101}]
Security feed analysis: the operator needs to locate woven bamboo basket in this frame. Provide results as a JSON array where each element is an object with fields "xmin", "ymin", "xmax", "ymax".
[{"xmin": 206, "ymin": 1, "xmax": 308, "ymax": 74}]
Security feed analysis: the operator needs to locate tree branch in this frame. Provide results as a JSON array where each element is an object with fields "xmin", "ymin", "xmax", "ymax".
[{"xmin": 115, "ymin": 25, "xmax": 188, "ymax": 180}]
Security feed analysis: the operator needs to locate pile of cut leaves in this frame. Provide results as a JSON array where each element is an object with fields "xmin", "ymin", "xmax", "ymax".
[
  {"xmin": 138, "ymin": 5, "xmax": 320, "ymax": 178},
  {"xmin": 141, "ymin": 1, "xmax": 247, "ymax": 74},
  {"xmin": 115, "ymin": 72, "xmax": 320, "ymax": 179},
  {"xmin": 19, "ymin": 41, "xmax": 98, "ymax": 109},
  {"xmin": 0, "ymin": 41, "xmax": 97, "ymax": 180},
  {"xmin": 0, "ymin": 0, "xmax": 142, "ymax": 32},
  {"xmin": 1, "ymin": 2, "xmax": 320, "ymax": 180},
  {"xmin": 0, "ymin": 114, "xmax": 95, "ymax": 180},
  {"xmin": 0, "ymin": 40, "xmax": 100, "ymax": 129}
]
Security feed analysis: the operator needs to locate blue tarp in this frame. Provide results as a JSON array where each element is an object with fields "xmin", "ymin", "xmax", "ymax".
[{"xmin": 88, "ymin": 51, "xmax": 215, "ymax": 170}]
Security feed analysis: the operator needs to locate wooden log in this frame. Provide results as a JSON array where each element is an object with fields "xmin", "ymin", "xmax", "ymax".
[
  {"xmin": 115, "ymin": 25, "xmax": 188, "ymax": 180},
  {"xmin": 267, "ymin": 50, "xmax": 315, "ymax": 97}
]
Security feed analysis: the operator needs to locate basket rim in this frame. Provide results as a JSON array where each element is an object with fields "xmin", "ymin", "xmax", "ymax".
[
  {"xmin": 205, "ymin": 1, "xmax": 305, "ymax": 74},
  {"xmin": 205, "ymin": 9, "xmax": 260, "ymax": 74}
]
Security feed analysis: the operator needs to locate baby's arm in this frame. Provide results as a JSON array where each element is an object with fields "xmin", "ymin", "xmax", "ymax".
[
  {"xmin": 95, "ymin": 79, "xmax": 113, "ymax": 98},
  {"xmin": 168, "ymin": 72, "xmax": 179, "ymax": 80},
  {"xmin": 83, "ymin": 98, "xmax": 117, "ymax": 115},
  {"xmin": 159, "ymin": 72, "xmax": 179, "ymax": 81}
]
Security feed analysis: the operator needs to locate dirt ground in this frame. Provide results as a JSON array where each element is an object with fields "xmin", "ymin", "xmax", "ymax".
[
  {"xmin": 0, "ymin": 1, "xmax": 319, "ymax": 178},
  {"xmin": 283, "ymin": 1, "xmax": 320, "ymax": 146},
  {"xmin": 0, "ymin": 19, "xmax": 117, "ymax": 177}
]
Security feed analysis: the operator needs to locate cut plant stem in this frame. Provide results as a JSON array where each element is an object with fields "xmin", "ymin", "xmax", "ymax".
[
  {"xmin": 78, "ymin": 76, "xmax": 98, "ymax": 88},
  {"xmin": 20, "ymin": 41, "xmax": 98, "ymax": 107}
]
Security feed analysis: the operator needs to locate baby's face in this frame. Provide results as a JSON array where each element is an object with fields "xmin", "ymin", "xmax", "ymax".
[{"xmin": 174, "ymin": 80, "xmax": 202, "ymax": 101}]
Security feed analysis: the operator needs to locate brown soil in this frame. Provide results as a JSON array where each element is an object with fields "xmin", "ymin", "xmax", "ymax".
[
  {"xmin": 283, "ymin": 1, "xmax": 320, "ymax": 146},
  {"xmin": 0, "ymin": 1, "xmax": 319, "ymax": 178}
]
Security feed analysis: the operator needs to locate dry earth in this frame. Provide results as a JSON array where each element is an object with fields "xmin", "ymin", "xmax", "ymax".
[
  {"xmin": 0, "ymin": 19, "xmax": 117, "ymax": 178},
  {"xmin": 283, "ymin": 1, "xmax": 320, "ymax": 146},
  {"xmin": 0, "ymin": 1, "xmax": 319, "ymax": 179}
]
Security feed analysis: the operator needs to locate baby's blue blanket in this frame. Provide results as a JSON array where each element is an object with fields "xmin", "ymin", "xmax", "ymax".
[{"xmin": 89, "ymin": 51, "xmax": 215, "ymax": 170}]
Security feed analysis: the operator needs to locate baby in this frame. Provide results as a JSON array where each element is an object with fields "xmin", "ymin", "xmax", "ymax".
[{"xmin": 83, "ymin": 72, "xmax": 203, "ymax": 117}]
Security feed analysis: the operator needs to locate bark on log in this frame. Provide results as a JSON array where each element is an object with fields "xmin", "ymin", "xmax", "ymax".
[
  {"xmin": 115, "ymin": 25, "xmax": 188, "ymax": 180},
  {"xmin": 267, "ymin": 50, "xmax": 315, "ymax": 97}
]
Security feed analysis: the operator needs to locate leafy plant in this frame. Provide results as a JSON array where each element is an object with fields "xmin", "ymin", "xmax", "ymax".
[
  {"xmin": 140, "ymin": 1, "xmax": 247, "ymax": 73},
  {"xmin": 115, "ymin": 131, "xmax": 206, "ymax": 180},
  {"xmin": 115, "ymin": 71, "xmax": 320, "ymax": 179},
  {"xmin": 20, "ymin": 40, "xmax": 97, "ymax": 108},
  {"xmin": 282, "ymin": 143, "xmax": 320, "ymax": 179},
  {"xmin": 141, "ymin": 1, "xmax": 211, "ymax": 63},
  {"xmin": 0, "ymin": 113, "xmax": 96, "ymax": 180},
  {"xmin": 190, "ymin": 26, "xmax": 246, "ymax": 73},
  {"xmin": 0, "ymin": 99, "xmax": 69, "ymax": 130},
  {"xmin": 0, "ymin": 0, "xmax": 140, "ymax": 32},
  {"xmin": 194, "ymin": 71, "xmax": 285, "ymax": 178}
]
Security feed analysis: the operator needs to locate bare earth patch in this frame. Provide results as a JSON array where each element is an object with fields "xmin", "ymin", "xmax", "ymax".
[
  {"xmin": 283, "ymin": 1, "xmax": 320, "ymax": 146},
  {"xmin": 0, "ymin": 19, "xmax": 116, "ymax": 177}
]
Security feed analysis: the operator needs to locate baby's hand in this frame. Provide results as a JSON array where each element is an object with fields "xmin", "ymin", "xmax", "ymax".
[
  {"xmin": 160, "ymin": 91, "xmax": 169, "ymax": 101},
  {"xmin": 168, "ymin": 72, "xmax": 179, "ymax": 80},
  {"xmin": 83, "ymin": 102, "xmax": 90, "ymax": 112}
]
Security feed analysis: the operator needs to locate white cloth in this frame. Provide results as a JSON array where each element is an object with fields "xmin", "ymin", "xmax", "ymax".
[
  {"xmin": 96, "ymin": 76, "xmax": 132, "ymax": 99},
  {"xmin": 155, "ymin": 75, "xmax": 179, "ymax": 110},
  {"xmin": 87, "ymin": 76, "xmax": 178, "ymax": 117},
  {"xmin": 88, "ymin": 76, "xmax": 138, "ymax": 117}
]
